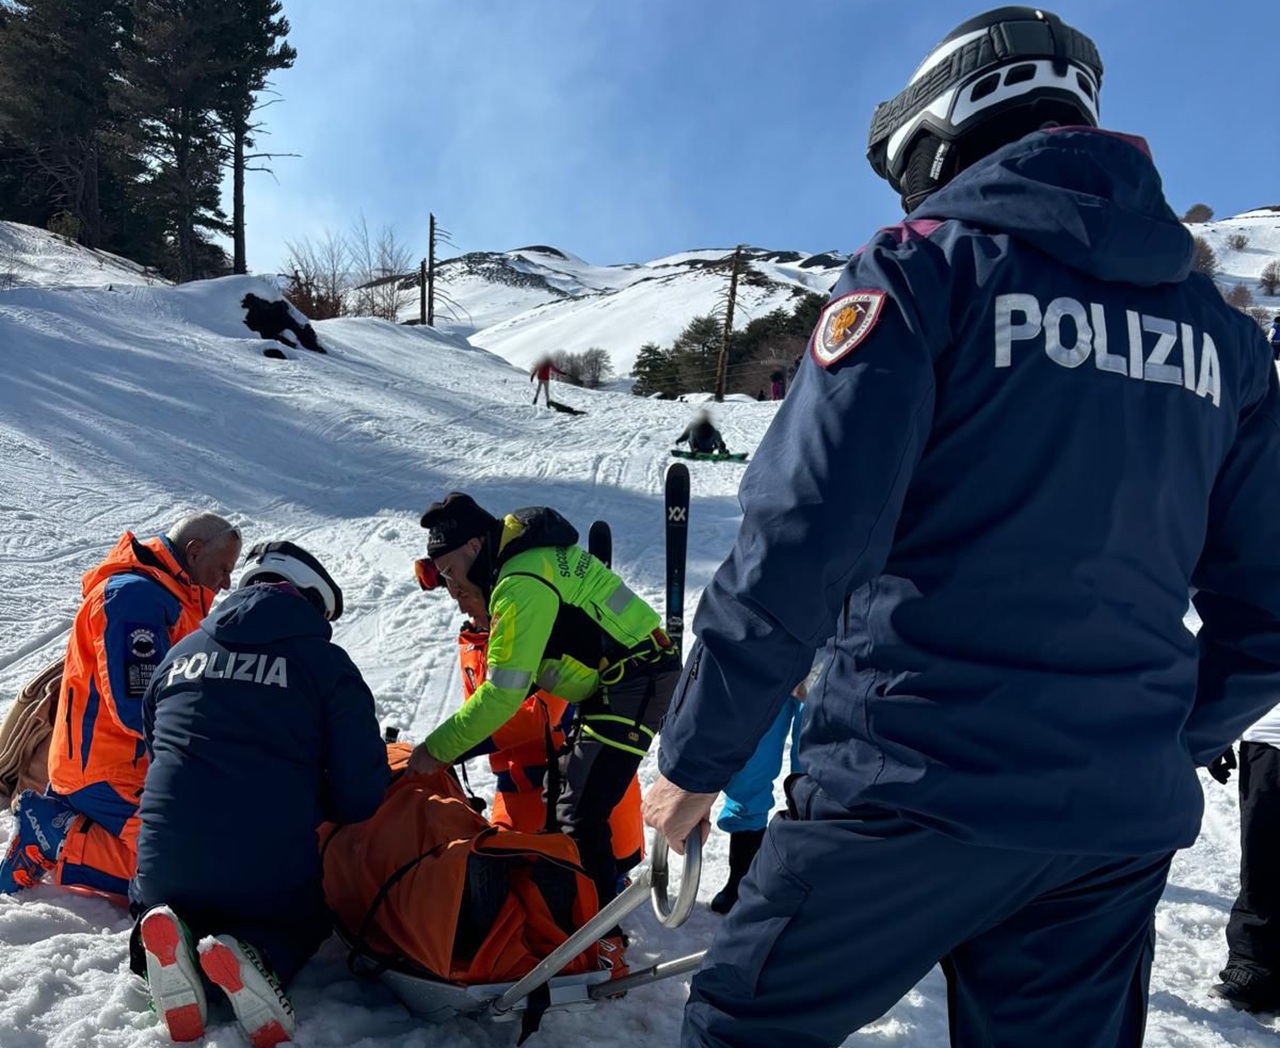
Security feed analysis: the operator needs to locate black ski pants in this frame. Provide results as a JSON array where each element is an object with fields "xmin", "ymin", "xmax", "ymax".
[
  {"xmin": 1226, "ymin": 740, "xmax": 1280, "ymax": 976},
  {"xmin": 556, "ymin": 653, "xmax": 680, "ymax": 909}
]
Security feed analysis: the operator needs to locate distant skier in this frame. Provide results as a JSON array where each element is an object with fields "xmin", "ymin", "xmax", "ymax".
[
  {"xmin": 769, "ymin": 370, "xmax": 785, "ymax": 400},
  {"xmin": 1269, "ymin": 315, "xmax": 1280, "ymax": 361},
  {"xmin": 645, "ymin": 7, "xmax": 1280, "ymax": 1047},
  {"xmin": 530, "ymin": 356, "xmax": 563, "ymax": 406},
  {"xmin": 675, "ymin": 411, "xmax": 729, "ymax": 455}
]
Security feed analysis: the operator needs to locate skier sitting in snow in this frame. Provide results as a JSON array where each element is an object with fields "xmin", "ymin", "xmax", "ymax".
[
  {"xmin": 645, "ymin": 7, "xmax": 1280, "ymax": 1047},
  {"xmin": 675, "ymin": 410, "xmax": 729, "ymax": 455},
  {"xmin": 130, "ymin": 541, "xmax": 388, "ymax": 1047},
  {"xmin": 0, "ymin": 514, "xmax": 240, "ymax": 897},
  {"xmin": 408, "ymin": 493, "xmax": 679, "ymax": 970}
]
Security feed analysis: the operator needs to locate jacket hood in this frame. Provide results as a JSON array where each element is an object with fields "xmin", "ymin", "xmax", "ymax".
[
  {"xmin": 495, "ymin": 507, "xmax": 579, "ymax": 568},
  {"xmin": 911, "ymin": 127, "xmax": 1194, "ymax": 286},
  {"xmin": 83, "ymin": 532, "xmax": 210, "ymax": 613},
  {"xmin": 203, "ymin": 582, "xmax": 332, "ymax": 646}
]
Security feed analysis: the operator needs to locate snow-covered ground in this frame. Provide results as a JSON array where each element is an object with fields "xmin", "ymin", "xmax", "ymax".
[
  {"xmin": 0, "ymin": 222, "xmax": 166, "ymax": 292},
  {"xmin": 0, "ymin": 219, "xmax": 1278, "ymax": 1047}
]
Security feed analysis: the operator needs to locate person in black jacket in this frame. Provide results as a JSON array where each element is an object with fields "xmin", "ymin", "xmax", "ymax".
[
  {"xmin": 129, "ymin": 541, "xmax": 389, "ymax": 1047},
  {"xmin": 675, "ymin": 410, "xmax": 729, "ymax": 455}
]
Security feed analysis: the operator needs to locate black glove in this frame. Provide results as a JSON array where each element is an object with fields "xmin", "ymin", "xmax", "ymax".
[{"xmin": 1208, "ymin": 746, "xmax": 1237, "ymax": 785}]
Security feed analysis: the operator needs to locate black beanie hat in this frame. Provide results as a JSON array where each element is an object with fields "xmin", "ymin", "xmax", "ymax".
[{"xmin": 420, "ymin": 492, "xmax": 499, "ymax": 558}]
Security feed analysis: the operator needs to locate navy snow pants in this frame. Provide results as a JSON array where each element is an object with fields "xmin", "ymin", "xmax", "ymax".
[{"xmin": 684, "ymin": 775, "xmax": 1173, "ymax": 1048}]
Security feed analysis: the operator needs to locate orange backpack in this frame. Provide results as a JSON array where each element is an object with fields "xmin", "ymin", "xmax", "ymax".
[{"xmin": 320, "ymin": 747, "xmax": 599, "ymax": 985}]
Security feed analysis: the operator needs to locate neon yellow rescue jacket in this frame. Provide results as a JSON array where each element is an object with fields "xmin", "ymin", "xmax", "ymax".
[{"xmin": 425, "ymin": 508, "xmax": 663, "ymax": 762}]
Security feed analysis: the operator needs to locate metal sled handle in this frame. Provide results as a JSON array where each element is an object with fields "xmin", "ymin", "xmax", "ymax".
[
  {"xmin": 490, "ymin": 828, "xmax": 702, "ymax": 1016},
  {"xmin": 649, "ymin": 827, "xmax": 702, "ymax": 928}
]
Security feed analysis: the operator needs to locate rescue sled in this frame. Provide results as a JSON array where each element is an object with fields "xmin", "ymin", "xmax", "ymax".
[
  {"xmin": 670, "ymin": 448, "xmax": 748, "ymax": 462},
  {"xmin": 341, "ymin": 829, "xmax": 705, "ymax": 1026}
]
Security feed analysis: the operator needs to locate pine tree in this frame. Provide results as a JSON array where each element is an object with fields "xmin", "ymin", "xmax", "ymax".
[
  {"xmin": 632, "ymin": 342, "xmax": 679, "ymax": 398},
  {"xmin": 213, "ymin": 0, "xmax": 295, "ymax": 274},
  {"xmin": 671, "ymin": 314, "xmax": 723, "ymax": 391},
  {"xmin": 0, "ymin": 0, "xmax": 127, "ymax": 247},
  {"xmin": 113, "ymin": 0, "xmax": 232, "ymax": 281}
]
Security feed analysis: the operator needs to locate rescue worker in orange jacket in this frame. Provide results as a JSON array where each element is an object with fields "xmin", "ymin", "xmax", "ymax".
[
  {"xmin": 0, "ymin": 514, "xmax": 241, "ymax": 896},
  {"xmin": 454, "ymin": 622, "xmax": 645, "ymax": 875}
]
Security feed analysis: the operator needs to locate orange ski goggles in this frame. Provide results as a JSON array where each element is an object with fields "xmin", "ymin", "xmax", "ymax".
[{"xmin": 414, "ymin": 557, "xmax": 443, "ymax": 591}]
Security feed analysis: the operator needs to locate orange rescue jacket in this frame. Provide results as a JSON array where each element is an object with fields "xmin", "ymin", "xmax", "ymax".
[{"xmin": 49, "ymin": 533, "xmax": 212, "ymax": 808}]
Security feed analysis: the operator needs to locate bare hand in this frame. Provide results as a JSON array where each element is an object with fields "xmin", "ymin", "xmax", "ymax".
[
  {"xmin": 407, "ymin": 744, "xmax": 446, "ymax": 776},
  {"xmin": 643, "ymin": 775, "xmax": 716, "ymax": 855}
]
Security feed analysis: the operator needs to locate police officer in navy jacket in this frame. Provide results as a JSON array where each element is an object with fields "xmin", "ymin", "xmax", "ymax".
[
  {"xmin": 130, "ymin": 542, "xmax": 388, "ymax": 1046},
  {"xmin": 644, "ymin": 8, "xmax": 1280, "ymax": 1047}
]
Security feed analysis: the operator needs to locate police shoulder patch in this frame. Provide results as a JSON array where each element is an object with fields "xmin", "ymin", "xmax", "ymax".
[{"xmin": 811, "ymin": 290, "xmax": 887, "ymax": 368}]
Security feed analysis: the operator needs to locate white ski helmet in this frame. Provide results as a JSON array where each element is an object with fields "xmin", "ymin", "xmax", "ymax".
[
  {"xmin": 239, "ymin": 540, "xmax": 344, "ymax": 622},
  {"xmin": 867, "ymin": 7, "xmax": 1103, "ymax": 211}
]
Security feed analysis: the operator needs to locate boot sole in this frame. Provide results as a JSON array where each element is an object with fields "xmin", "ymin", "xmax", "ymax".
[
  {"xmin": 198, "ymin": 936, "xmax": 294, "ymax": 1048},
  {"xmin": 140, "ymin": 907, "xmax": 207, "ymax": 1042}
]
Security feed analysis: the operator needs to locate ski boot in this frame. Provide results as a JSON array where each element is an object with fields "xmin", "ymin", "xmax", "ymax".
[
  {"xmin": 198, "ymin": 935, "xmax": 296, "ymax": 1048},
  {"xmin": 140, "ymin": 906, "xmax": 208, "ymax": 1042},
  {"xmin": 710, "ymin": 828, "xmax": 766, "ymax": 915},
  {"xmin": 0, "ymin": 790, "xmax": 76, "ymax": 894},
  {"xmin": 1212, "ymin": 965, "xmax": 1280, "ymax": 1013}
]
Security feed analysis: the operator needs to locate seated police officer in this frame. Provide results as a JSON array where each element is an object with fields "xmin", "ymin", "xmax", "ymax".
[{"xmin": 130, "ymin": 541, "xmax": 388, "ymax": 1047}]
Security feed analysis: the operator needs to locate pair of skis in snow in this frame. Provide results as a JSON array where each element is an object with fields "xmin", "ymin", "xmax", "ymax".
[{"xmin": 587, "ymin": 461, "xmax": 690, "ymax": 660}]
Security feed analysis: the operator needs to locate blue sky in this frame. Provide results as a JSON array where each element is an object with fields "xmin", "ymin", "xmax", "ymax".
[{"xmin": 241, "ymin": 0, "xmax": 1280, "ymax": 274}]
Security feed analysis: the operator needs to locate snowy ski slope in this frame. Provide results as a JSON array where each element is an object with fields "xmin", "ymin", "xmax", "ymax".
[{"xmin": 0, "ymin": 219, "xmax": 1279, "ymax": 1047}]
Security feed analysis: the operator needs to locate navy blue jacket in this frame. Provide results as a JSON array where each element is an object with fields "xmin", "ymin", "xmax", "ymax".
[
  {"xmin": 133, "ymin": 583, "xmax": 389, "ymax": 915},
  {"xmin": 659, "ymin": 128, "xmax": 1280, "ymax": 855}
]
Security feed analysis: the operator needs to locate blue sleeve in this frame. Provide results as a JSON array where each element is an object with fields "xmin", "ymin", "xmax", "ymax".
[
  {"xmin": 323, "ymin": 646, "xmax": 392, "ymax": 824},
  {"xmin": 100, "ymin": 576, "xmax": 177, "ymax": 738},
  {"xmin": 1188, "ymin": 360, "xmax": 1280, "ymax": 763},
  {"xmin": 658, "ymin": 244, "xmax": 942, "ymax": 793}
]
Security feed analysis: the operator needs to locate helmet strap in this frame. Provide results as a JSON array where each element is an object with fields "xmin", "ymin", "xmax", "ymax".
[{"xmin": 901, "ymin": 132, "xmax": 961, "ymax": 212}]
